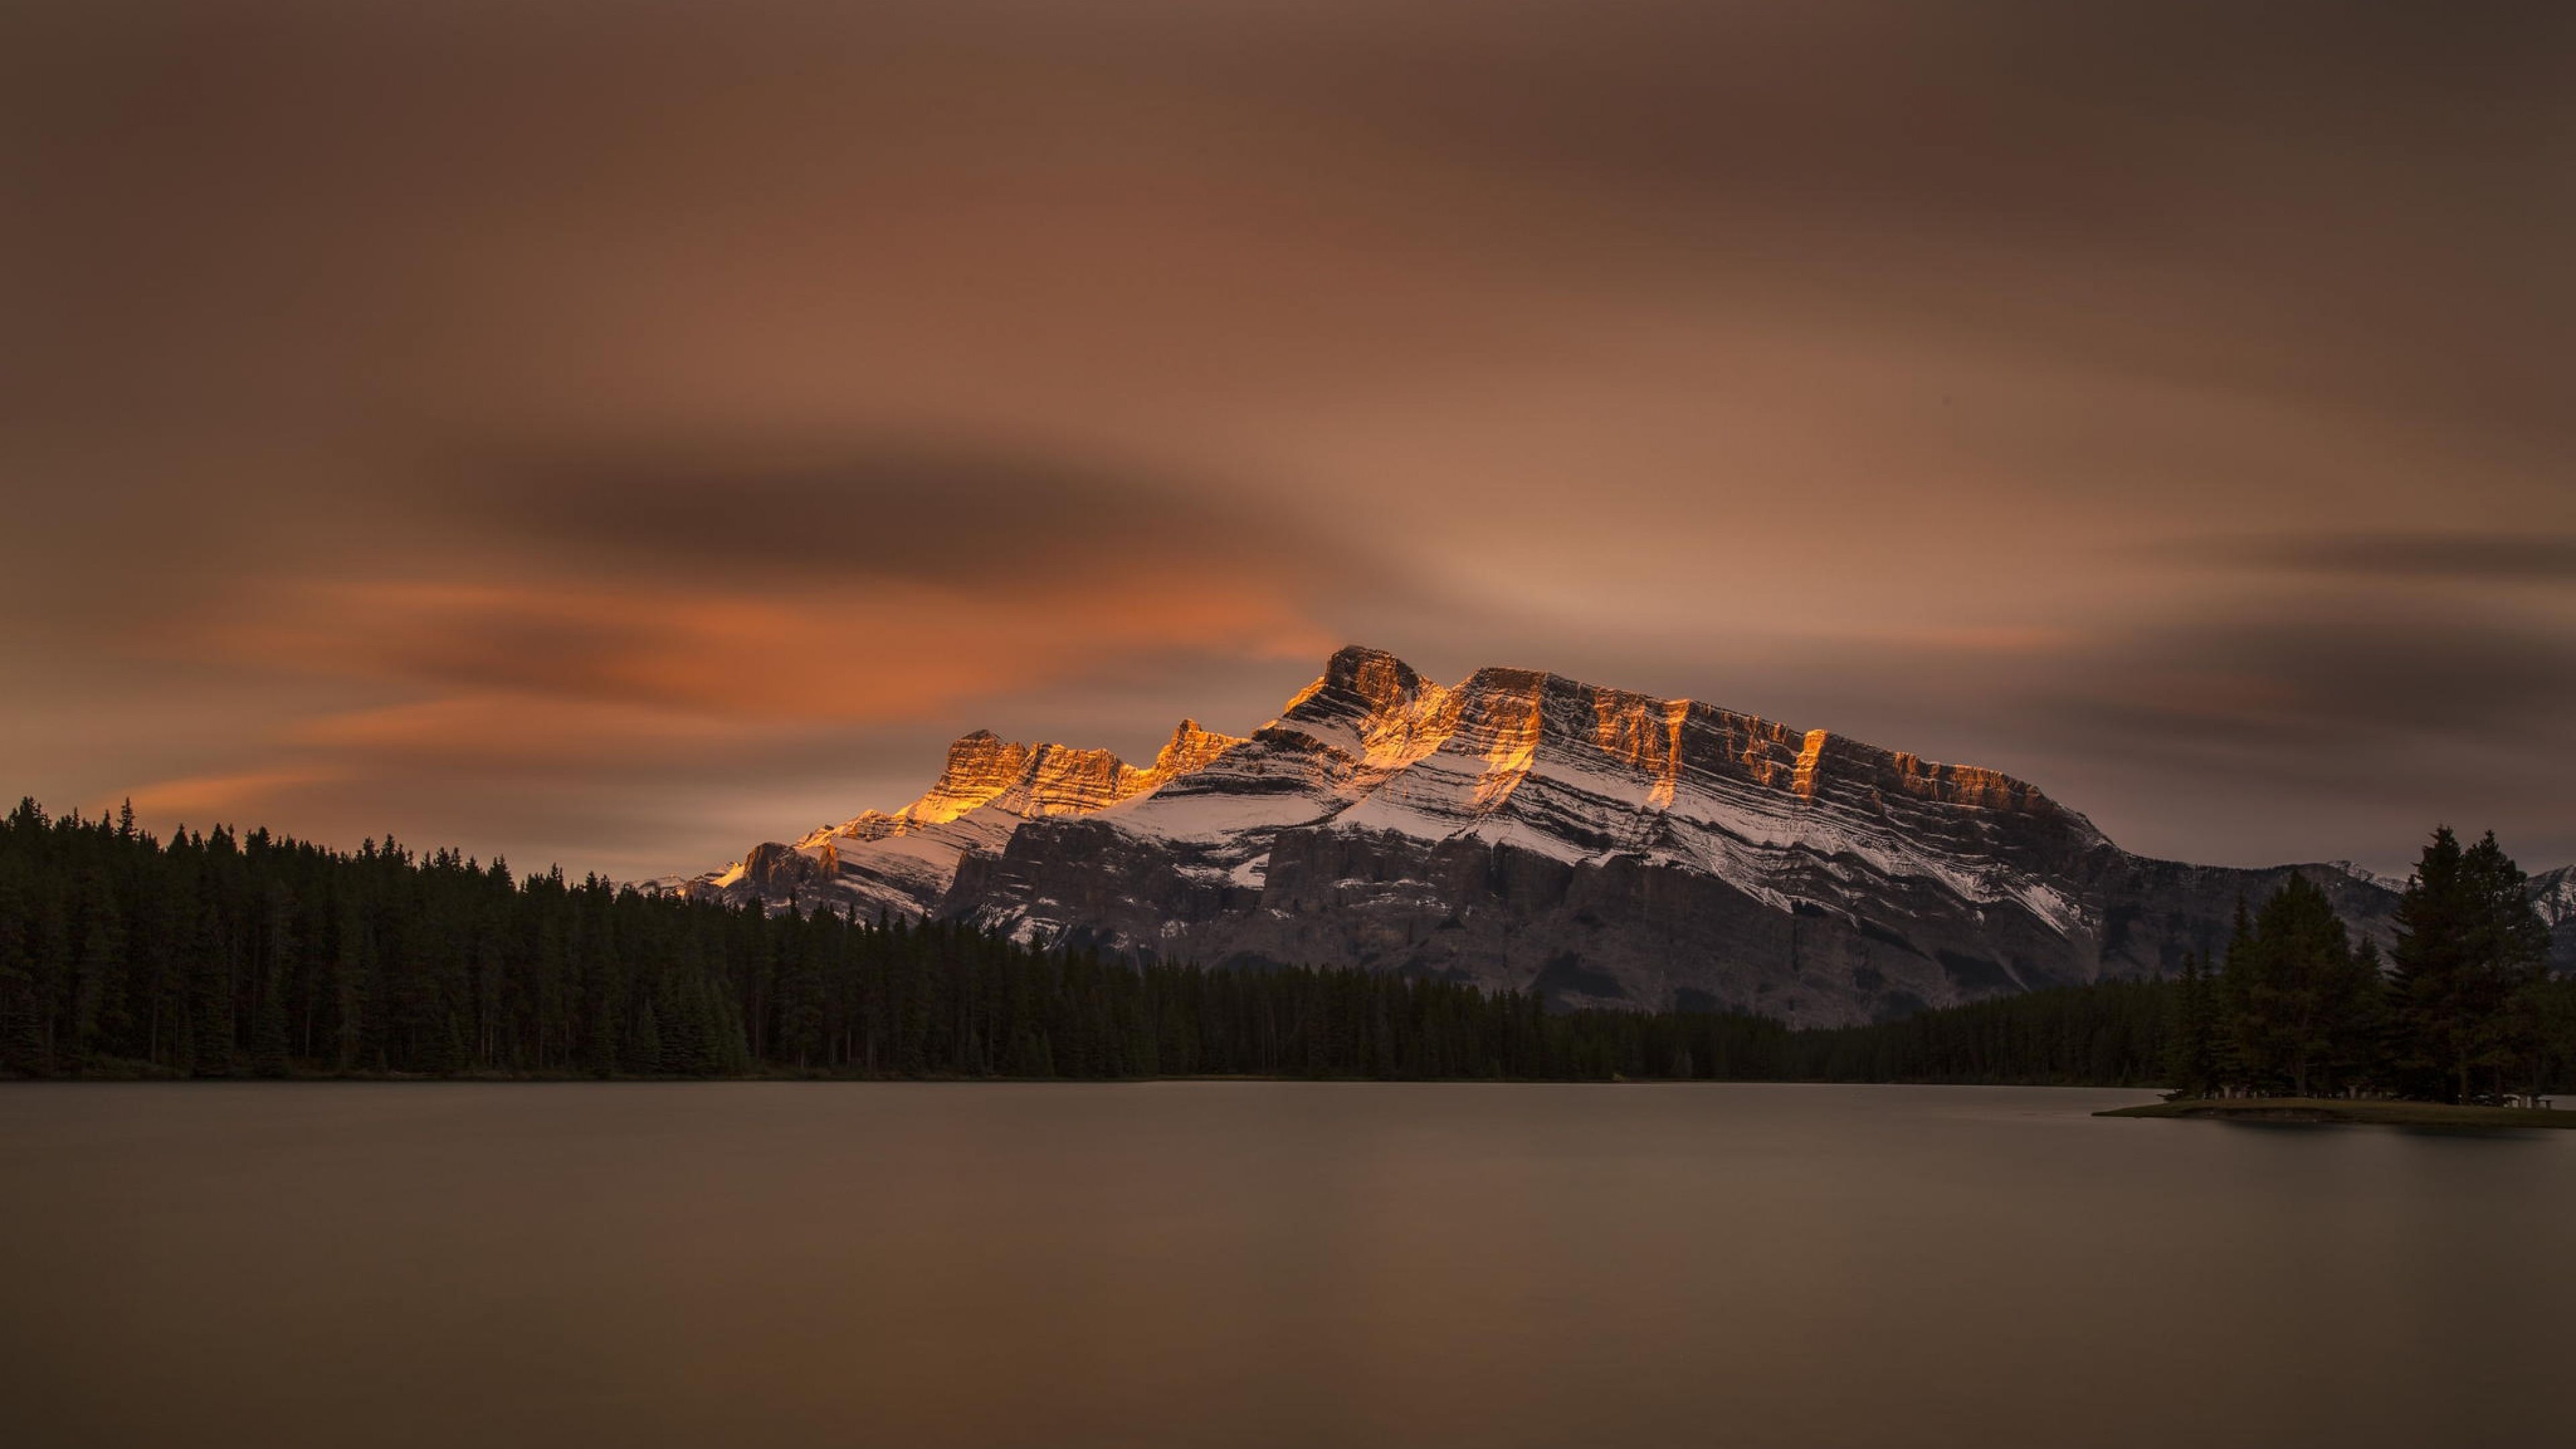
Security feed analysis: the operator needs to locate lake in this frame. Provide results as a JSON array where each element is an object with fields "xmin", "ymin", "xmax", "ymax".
[{"xmin": 3, "ymin": 1083, "xmax": 2569, "ymax": 1448}]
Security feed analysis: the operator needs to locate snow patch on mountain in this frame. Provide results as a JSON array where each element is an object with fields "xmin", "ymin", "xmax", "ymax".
[
  {"xmin": 678, "ymin": 643, "xmax": 2570, "ymax": 1020},
  {"xmin": 686, "ymin": 645, "xmax": 2109, "ymax": 936}
]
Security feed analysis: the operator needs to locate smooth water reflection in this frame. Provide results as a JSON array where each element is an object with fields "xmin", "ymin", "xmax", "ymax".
[{"xmin": 3, "ymin": 1083, "xmax": 2569, "ymax": 1448}]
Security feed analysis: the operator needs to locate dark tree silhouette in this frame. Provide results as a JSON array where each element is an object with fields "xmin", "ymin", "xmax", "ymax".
[{"xmin": 2, "ymin": 798, "xmax": 2567, "ymax": 1092}]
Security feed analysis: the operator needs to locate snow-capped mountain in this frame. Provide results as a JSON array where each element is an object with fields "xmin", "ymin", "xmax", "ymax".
[{"xmin": 681, "ymin": 645, "xmax": 2563, "ymax": 1026}]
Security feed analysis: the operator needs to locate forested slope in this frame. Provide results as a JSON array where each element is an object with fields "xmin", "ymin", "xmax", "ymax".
[{"xmin": 4, "ymin": 799, "xmax": 2557, "ymax": 1088}]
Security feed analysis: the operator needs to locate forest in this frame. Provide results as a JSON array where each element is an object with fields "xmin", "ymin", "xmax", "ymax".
[
  {"xmin": 2, "ymin": 798, "xmax": 2568, "ymax": 1091},
  {"xmin": 2166, "ymin": 827, "xmax": 2572, "ymax": 1103}
]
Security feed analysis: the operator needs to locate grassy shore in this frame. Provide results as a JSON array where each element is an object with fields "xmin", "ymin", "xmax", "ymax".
[{"xmin": 2100, "ymin": 1097, "xmax": 2576, "ymax": 1128}]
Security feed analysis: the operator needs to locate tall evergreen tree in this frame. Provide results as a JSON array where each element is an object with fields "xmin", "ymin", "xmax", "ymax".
[
  {"xmin": 2390, "ymin": 827, "xmax": 2469, "ymax": 1099},
  {"xmin": 2220, "ymin": 874, "xmax": 2375, "ymax": 1097},
  {"xmin": 625, "ymin": 996, "xmax": 663, "ymax": 1076},
  {"xmin": 2391, "ymin": 829, "xmax": 2552, "ymax": 1102},
  {"xmin": 2165, "ymin": 950, "xmax": 2219, "ymax": 1097}
]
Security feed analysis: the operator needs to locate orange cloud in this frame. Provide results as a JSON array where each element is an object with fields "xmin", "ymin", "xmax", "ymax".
[
  {"xmin": 152, "ymin": 568, "xmax": 1334, "ymax": 767},
  {"xmin": 121, "ymin": 765, "xmax": 347, "ymax": 820},
  {"xmin": 286, "ymin": 692, "xmax": 800, "ymax": 768},
  {"xmin": 191, "ymin": 573, "xmax": 1326, "ymax": 708}
]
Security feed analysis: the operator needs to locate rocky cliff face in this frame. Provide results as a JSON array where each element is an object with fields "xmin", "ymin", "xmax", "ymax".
[
  {"xmin": 2534, "ymin": 865, "xmax": 2576, "ymax": 974},
  {"xmin": 684, "ymin": 645, "xmax": 2565, "ymax": 1025},
  {"xmin": 699, "ymin": 717, "xmax": 1252, "ymax": 923}
]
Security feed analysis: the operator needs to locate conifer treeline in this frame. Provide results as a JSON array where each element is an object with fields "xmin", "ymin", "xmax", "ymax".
[
  {"xmin": 2165, "ymin": 828, "xmax": 2574, "ymax": 1102},
  {"xmin": 2, "ymin": 800, "xmax": 2565, "ymax": 1088}
]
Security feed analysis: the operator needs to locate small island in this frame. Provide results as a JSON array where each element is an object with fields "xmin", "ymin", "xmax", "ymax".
[
  {"xmin": 2093, "ymin": 828, "xmax": 2574, "ymax": 1130},
  {"xmin": 2099, "ymin": 1097, "xmax": 2576, "ymax": 1129}
]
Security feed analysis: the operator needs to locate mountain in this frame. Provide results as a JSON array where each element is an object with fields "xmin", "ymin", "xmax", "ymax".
[
  {"xmin": 2534, "ymin": 865, "xmax": 2576, "ymax": 975},
  {"xmin": 680, "ymin": 645, "xmax": 2564, "ymax": 1026}
]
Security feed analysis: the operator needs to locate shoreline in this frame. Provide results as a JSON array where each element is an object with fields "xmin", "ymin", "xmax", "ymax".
[
  {"xmin": 2099, "ymin": 1097, "xmax": 2576, "ymax": 1129},
  {"xmin": 3, "ymin": 1070, "xmax": 2159, "ymax": 1089}
]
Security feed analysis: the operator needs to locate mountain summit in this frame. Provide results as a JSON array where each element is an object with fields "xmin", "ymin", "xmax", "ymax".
[{"xmin": 686, "ymin": 645, "xmax": 2432, "ymax": 1024}]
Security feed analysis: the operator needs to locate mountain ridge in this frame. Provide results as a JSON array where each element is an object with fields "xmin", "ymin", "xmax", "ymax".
[{"xmin": 679, "ymin": 645, "xmax": 2567, "ymax": 1025}]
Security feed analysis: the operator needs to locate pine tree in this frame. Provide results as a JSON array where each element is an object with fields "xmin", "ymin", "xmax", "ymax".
[
  {"xmin": 0, "ymin": 869, "xmax": 36, "ymax": 1075},
  {"xmin": 2391, "ymin": 827, "xmax": 2469, "ymax": 1099},
  {"xmin": 2165, "ymin": 950, "xmax": 2218, "ymax": 1097},
  {"xmin": 2392, "ymin": 829, "xmax": 2552, "ymax": 1102},
  {"xmin": 250, "ymin": 969, "xmax": 293, "ymax": 1078},
  {"xmin": 27, "ymin": 885, "xmax": 72, "ymax": 1075},
  {"xmin": 625, "ymin": 997, "xmax": 663, "ymax": 1076},
  {"xmin": 2462, "ymin": 833, "xmax": 2552, "ymax": 1100},
  {"xmin": 2221, "ymin": 875, "xmax": 2371, "ymax": 1097},
  {"xmin": 250, "ymin": 887, "xmax": 295, "ymax": 1077},
  {"xmin": 2214, "ymin": 896, "xmax": 2256, "ymax": 1093},
  {"xmin": 71, "ymin": 875, "xmax": 129, "ymax": 1067},
  {"xmin": 331, "ymin": 898, "xmax": 368, "ymax": 1072}
]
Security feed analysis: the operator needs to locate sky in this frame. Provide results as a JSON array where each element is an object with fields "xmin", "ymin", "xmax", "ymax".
[{"xmin": 5, "ymin": 0, "xmax": 2573, "ymax": 879}]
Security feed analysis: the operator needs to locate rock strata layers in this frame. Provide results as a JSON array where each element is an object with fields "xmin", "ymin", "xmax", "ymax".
[{"xmin": 682, "ymin": 645, "xmax": 2564, "ymax": 1025}]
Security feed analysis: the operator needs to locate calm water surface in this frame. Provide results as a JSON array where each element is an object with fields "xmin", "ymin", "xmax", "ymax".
[{"xmin": 3, "ymin": 1083, "xmax": 2569, "ymax": 1448}]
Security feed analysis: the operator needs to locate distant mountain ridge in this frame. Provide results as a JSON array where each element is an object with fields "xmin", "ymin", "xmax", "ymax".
[{"xmin": 680, "ymin": 646, "xmax": 2569, "ymax": 1026}]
